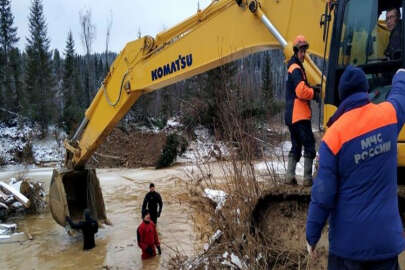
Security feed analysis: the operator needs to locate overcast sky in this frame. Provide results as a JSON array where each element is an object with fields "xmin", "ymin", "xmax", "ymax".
[{"xmin": 12, "ymin": 0, "xmax": 212, "ymax": 55}]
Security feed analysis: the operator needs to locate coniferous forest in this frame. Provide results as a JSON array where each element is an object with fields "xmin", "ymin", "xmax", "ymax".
[{"xmin": 0, "ymin": 0, "xmax": 300, "ymax": 137}]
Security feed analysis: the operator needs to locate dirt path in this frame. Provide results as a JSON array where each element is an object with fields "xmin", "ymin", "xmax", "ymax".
[{"xmin": 0, "ymin": 166, "xmax": 201, "ymax": 270}]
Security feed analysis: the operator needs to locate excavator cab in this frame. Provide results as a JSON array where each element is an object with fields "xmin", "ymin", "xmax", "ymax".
[
  {"xmin": 47, "ymin": 0, "xmax": 405, "ymax": 229},
  {"xmin": 325, "ymin": 0, "xmax": 405, "ymax": 108},
  {"xmin": 325, "ymin": 0, "xmax": 405, "ymax": 166}
]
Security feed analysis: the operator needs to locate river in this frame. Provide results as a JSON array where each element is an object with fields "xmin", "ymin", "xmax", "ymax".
[
  {"xmin": 0, "ymin": 166, "xmax": 201, "ymax": 270},
  {"xmin": 2, "ymin": 164, "xmax": 405, "ymax": 269}
]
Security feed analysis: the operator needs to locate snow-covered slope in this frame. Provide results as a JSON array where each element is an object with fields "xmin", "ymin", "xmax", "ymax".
[{"xmin": 0, "ymin": 122, "xmax": 65, "ymax": 166}]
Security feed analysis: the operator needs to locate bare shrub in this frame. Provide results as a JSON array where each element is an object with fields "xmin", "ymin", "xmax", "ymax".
[
  {"xmin": 21, "ymin": 180, "xmax": 47, "ymax": 214},
  {"xmin": 156, "ymin": 133, "xmax": 188, "ymax": 169},
  {"xmin": 0, "ymin": 155, "xmax": 5, "ymax": 166},
  {"xmin": 168, "ymin": 62, "xmax": 314, "ymax": 269},
  {"xmin": 14, "ymin": 139, "xmax": 34, "ymax": 164}
]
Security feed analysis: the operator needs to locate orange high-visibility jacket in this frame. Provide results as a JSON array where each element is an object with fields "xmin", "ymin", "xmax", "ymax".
[{"xmin": 285, "ymin": 55, "xmax": 314, "ymax": 125}]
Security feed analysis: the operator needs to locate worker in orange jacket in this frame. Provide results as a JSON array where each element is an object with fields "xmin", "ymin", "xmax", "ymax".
[{"xmin": 284, "ymin": 35, "xmax": 320, "ymax": 186}]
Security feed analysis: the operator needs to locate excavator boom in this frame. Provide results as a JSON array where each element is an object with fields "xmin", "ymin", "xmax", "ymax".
[
  {"xmin": 50, "ymin": 0, "xmax": 331, "ymax": 226},
  {"xmin": 68, "ymin": 0, "xmax": 329, "ymax": 168}
]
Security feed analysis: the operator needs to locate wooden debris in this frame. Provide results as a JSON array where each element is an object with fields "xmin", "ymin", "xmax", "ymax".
[
  {"xmin": 0, "ymin": 223, "xmax": 17, "ymax": 233},
  {"xmin": 0, "ymin": 182, "xmax": 30, "ymax": 208},
  {"xmin": 25, "ymin": 232, "xmax": 33, "ymax": 240}
]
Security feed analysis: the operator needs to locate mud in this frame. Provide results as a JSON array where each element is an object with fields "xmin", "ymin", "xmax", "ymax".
[
  {"xmin": 0, "ymin": 166, "xmax": 201, "ymax": 270},
  {"xmin": 2, "ymin": 164, "xmax": 405, "ymax": 269},
  {"xmin": 87, "ymin": 128, "xmax": 167, "ymax": 168},
  {"xmin": 260, "ymin": 198, "xmax": 328, "ymax": 269},
  {"xmin": 255, "ymin": 186, "xmax": 405, "ymax": 269}
]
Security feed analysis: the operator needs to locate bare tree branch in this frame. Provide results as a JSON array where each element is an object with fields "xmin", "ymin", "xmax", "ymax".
[
  {"xmin": 79, "ymin": 9, "xmax": 96, "ymax": 105},
  {"xmin": 79, "ymin": 9, "xmax": 96, "ymax": 57},
  {"xmin": 105, "ymin": 10, "xmax": 113, "ymax": 71}
]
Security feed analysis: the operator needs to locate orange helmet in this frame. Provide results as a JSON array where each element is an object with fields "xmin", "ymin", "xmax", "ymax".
[{"xmin": 293, "ymin": 35, "xmax": 309, "ymax": 51}]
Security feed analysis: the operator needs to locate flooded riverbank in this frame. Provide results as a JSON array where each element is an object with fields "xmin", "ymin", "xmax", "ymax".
[
  {"xmin": 3, "ymin": 164, "xmax": 405, "ymax": 269},
  {"xmin": 0, "ymin": 166, "xmax": 201, "ymax": 270}
]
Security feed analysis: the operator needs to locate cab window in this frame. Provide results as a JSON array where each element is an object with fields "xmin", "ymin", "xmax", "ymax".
[{"xmin": 336, "ymin": 0, "xmax": 403, "ymax": 104}]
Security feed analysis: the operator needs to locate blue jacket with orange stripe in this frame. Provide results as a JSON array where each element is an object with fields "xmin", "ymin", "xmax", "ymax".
[
  {"xmin": 285, "ymin": 55, "xmax": 315, "ymax": 125},
  {"xmin": 306, "ymin": 72, "xmax": 405, "ymax": 260}
]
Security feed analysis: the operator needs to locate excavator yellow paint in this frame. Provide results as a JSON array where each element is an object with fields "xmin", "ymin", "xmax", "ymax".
[
  {"xmin": 72, "ymin": 0, "xmax": 329, "ymax": 169},
  {"xmin": 51, "ymin": 0, "xmax": 332, "ymax": 225},
  {"xmin": 49, "ymin": 0, "xmax": 405, "ymax": 226}
]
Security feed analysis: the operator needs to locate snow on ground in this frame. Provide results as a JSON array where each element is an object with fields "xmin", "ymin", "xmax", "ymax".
[
  {"xmin": 178, "ymin": 126, "xmax": 229, "ymax": 163},
  {"xmin": 204, "ymin": 188, "xmax": 227, "ymax": 211},
  {"xmin": 255, "ymin": 140, "xmax": 317, "ymax": 177},
  {"xmin": 0, "ymin": 123, "xmax": 34, "ymax": 164},
  {"xmin": 165, "ymin": 117, "xmax": 182, "ymax": 130},
  {"xmin": 32, "ymin": 137, "xmax": 65, "ymax": 163},
  {"xmin": 0, "ymin": 122, "xmax": 65, "ymax": 166},
  {"xmin": 9, "ymin": 178, "xmax": 21, "ymax": 191},
  {"xmin": 0, "ymin": 224, "xmax": 17, "ymax": 236},
  {"xmin": 221, "ymin": 252, "xmax": 246, "ymax": 269}
]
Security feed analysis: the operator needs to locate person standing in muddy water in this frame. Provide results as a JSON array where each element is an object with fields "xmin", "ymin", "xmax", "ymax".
[
  {"xmin": 66, "ymin": 209, "xmax": 98, "ymax": 250},
  {"xmin": 141, "ymin": 183, "xmax": 163, "ymax": 225},
  {"xmin": 306, "ymin": 66, "xmax": 405, "ymax": 269},
  {"xmin": 137, "ymin": 210, "xmax": 161, "ymax": 260}
]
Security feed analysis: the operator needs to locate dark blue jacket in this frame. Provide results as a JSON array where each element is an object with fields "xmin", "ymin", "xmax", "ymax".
[
  {"xmin": 285, "ymin": 55, "xmax": 314, "ymax": 125},
  {"xmin": 306, "ymin": 71, "xmax": 405, "ymax": 261}
]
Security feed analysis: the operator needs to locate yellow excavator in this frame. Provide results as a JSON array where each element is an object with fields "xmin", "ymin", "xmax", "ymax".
[{"xmin": 49, "ymin": 0, "xmax": 405, "ymax": 226}]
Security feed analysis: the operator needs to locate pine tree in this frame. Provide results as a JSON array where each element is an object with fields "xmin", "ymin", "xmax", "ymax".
[
  {"xmin": 61, "ymin": 31, "xmax": 81, "ymax": 133},
  {"xmin": 9, "ymin": 48, "xmax": 23, "ymax": 112},
  {"xmin": 53, "ymin": 49, "xmax": 62, "ymax": 84},
  {"xmin": 262, "ymin": 51, "xmax": 273, "ymax": 101},
  {"xmin": 24, "ymin": 0, "xmax": 54, "ymax": 130},
  {"xmin": 0, "ymin": 0, "xmax": 19, "ymax": 119},
  {"xmin": 0, "ymin": 0, "xmax": 18, "ymax": 58}
]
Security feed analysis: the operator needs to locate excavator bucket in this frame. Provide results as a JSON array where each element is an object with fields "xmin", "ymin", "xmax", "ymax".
[{"xmin": 49, "ymin": 168, "xmax": 108, "ymax": 226}]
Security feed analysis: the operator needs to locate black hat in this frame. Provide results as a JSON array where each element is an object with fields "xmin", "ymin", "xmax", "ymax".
[
  {"xmin": 338, "ymin": 65, "xmax": 369, "ymax": 101},
  {"xmin": 142, "ymin": 209, "xmax": 150, "ymax": 218}
]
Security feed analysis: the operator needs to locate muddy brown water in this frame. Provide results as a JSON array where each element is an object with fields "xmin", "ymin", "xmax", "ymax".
[
  {"xmin": 2, "ymin": 165, "xmax": 405, "ymax": 269},
  {"xmin": 0, "ymin": 167, "xmax": 201, "ymax": 270}
]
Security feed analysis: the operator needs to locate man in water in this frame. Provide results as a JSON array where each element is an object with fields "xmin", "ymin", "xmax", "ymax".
[
  {"xmin": 66, "ymin": 209, "xmax": 99, "ymax": 250},
  {"xmin": 141, "ymin": 183, "xmax": 163, "ymax": 224},
  {"xmin": 137, "ymin": 210, "xmax": 161, "ymax": 259}
]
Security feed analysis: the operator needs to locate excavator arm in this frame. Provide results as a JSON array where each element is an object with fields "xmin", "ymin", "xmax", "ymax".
[
  {"xmin": 66, "ymin": 0, "xmax": 329, "ymax": 168},
  {"xmin": 51, "ymin": 0, "xmax": 331, "ymax": 226}
]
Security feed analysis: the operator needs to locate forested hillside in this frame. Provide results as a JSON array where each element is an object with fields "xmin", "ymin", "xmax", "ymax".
[{"xmin": 0, "ymin": 0, "xmax": 299, "ymax": 138}]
